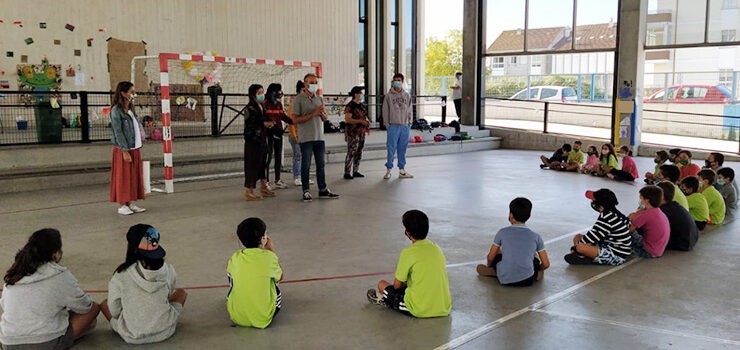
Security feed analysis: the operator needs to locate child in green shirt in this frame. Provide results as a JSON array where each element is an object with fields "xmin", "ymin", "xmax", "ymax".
[
  {"xmin": 594, "ymin": 143, "xmax": 619, "ymax": 177},
  {"xmin": 680, "ymin": 176, "xmax": 710, "ymax": 231},
  {"xmin": 227, "ymin": 218, "xmax": 284, "ymax": 329},
  {"xmin": 658, "ymin": 165, "xmax": 689, "ymax": 211},
  {"xmin": 698, "ymin": 169, "xmax": 725, "ymax": 225},
  {"xmin": 367, "ymin": 210, "xmax": 451, "ymax": 318},
  {"xmin": 644, "ymin": 150, "xmax": 668, "ymax": 184},
  {"xmin": 560, "ymin": 140, "xmax": 585, "ymax": 172}
]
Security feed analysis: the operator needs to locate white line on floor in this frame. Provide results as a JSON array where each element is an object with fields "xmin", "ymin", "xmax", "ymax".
[
  {"xmin": 533, "ymin": 309, "xmax": 740, "ymax": 346},
  {"xmin": 444, "ymin": 228, "xmax": 588, "ymax": 269},
  {"xmin": 433, "ymin": 258, "xmax": 641, "ymax": 350}
]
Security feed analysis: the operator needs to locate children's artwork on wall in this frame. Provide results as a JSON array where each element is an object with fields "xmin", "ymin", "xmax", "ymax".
[
  {"xmin": 39, "ymin": 22, "xmax": 46, "ymax": 29},
  {"xmin": 24, "ymin": 38, "xmax": 34, "ymax": 45},
  {"xmin": 87, "ymin": 38, "xmax": 93, "ymax": 47},
  {"xmin": 6, "ymin": 51, "xmax": 13, "ymax": 57},
  {"xmin": 65, "ymin": 24, "xmax": 75, "ymax": 31},
  {"xmin": 17, "ymin": 63, "xmax": 62, "ymax": 91},
  {"xmin": 20, "ymin": 55, "xmax": 28, "ymax": 63},
  {"xmin": 66, "ymin": 65, "xmax": 75, "ymax": 77},
  {"xmin": 74, "ymin": 49, "xmax": 81, "ymax": 56},
  {"xmin": 54, "ymin": 39, "xmax": 61, "ymax": 45},
  {"xmin": 1, "ymin": 81, "xmax": 10, "ymax": 89}
]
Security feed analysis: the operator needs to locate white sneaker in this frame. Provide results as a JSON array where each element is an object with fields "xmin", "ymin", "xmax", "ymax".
[
  {"xmin": 399, "ymin": 169, "xmax": 414, "ymax": 179},
  {"xmin": 294, "ymin": 179, "xmax": 302, "ymax": 186},
  {"xmin": 383, "ymin": 169, "xmax": 392, "ymax": 180},
  {"xmin": 274, "ymin": 180, "xmax": 288, "ymax": 189},
  {"xmin": 128, "ymin": 203, "xmax": 146, "ymax": 213},
  {"xmin": 118, "ymin": 206, "xmax": 134, "ymax": 215},
  {"xmin": 309, "ymin": 179, "xmax": 315, "ymax": 184}
]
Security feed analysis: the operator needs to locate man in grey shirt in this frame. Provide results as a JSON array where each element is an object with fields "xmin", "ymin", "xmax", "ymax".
[{"xmin": 291, "ymin": 73, "xmax": 339, "ymax": 202}]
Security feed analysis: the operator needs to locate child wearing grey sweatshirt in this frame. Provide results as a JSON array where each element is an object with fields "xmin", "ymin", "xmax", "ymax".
[{"xmin": 101, "ymin": 224, "xmax": 187, "ymax": 345}]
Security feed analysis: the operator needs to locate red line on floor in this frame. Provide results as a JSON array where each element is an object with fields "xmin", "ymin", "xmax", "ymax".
[{"xmin": 0, "ymin": 271, "xmax": 393, "ymax": 294}]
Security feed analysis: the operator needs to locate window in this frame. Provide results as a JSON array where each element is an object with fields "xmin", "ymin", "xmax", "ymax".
[
  {"xmin": 679, "ymin": 87, "xmax": 707, "ymax": 99},
  {"xmin": 492, "ymin": 57, "xmax": 504, "ymax": 69},
  {"xmin": 719, "ymin": 69, "xmax": 733, "ymax": 87},
  {"xmin": 666, "ymin": 87, "xmax": 679, "ymax": 100},
  {"xmin": 540, "ymin": 88, "xmax": 558, "ymax": 99},
  {"xmin": 510, "ymin": 57, "xmax": 518, "ymax": 64},
  {"xmin": 359, "ymin": 0, "xmax": 368, "ymax": 85},
  {"xmin": 390, "ymin": 0, "xmax": 399, "ymax": 76},
  {"xmin": 722, "ymin": 0, "xmax": 738, "ymax": 9},
  {"xmin": 721, "ymin": 30, "xmax": 737, "ymax": 42},
  {"xmin": 528, "ymin": 88, "xmax": 541, "ymax": 99},
  {"xmin": 404, "ymin": 0, "xmax": 416, "ymax": 94},
  {"xmin": 562, "ymin": 88, "xmax": 576, "ymax": 97},
  {"xmin": 531, "ymin": 56, "xmax": 542, "ymax": 68}
]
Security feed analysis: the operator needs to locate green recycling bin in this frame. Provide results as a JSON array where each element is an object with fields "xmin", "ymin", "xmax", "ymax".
[{"xmin": 34, "ymin": 101, "xmax": 63, "ymax": 143}]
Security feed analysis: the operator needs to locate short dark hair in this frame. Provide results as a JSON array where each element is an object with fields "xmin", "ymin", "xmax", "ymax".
[
  {"xmin": 562, "ymin": 143, "xmax": 572, "ymax": 152},
  {"xmin": 717, "ymin": 167, "xmax": 735, "ymax": 182},
  {"xmin": 295, "ymin": 80, "xmax": 305, "ymax": 94},
  {"xmin": 657, "ymin": 182, "xmax": 675, "ymax": 202},
  {"xmin": 237, "ymin": 218, "xmax": 267, "ymax": 248},
  {"xmin": 682, "ymin": 176, "xmax": 700, "ymax": 193},
  {"xmin": 402, "ymin": 210, "xmax": 429, "ymax": 240},
  {"xmin": 392, "ymin": 73, "xmax": 405, "ymax": 81},
  {"xmin": 656, "ymin": 150, "xmax": 669, "ymax": 162},
  {"xmin": 574, "ymin": 140, "xmax": 582, "ymax": 145},
  {"xmin": 455, "ymin": 71, "xmax": 462, "ymax": 76},
  {"xmin": 659, "ymin": 164, "xmax": 681, "ymax": 183},
  {"xmin": 669, "ymin": 148, "xmax": 681, "ymax": 157},
  {"xmin": 679, "ymin": 150, "xmax": 692, "ymax": 158},
  {"xmin": 303, "ymin": 73, "xmax": 318, "ymax": 82},
  {"xmin": 639, "ymin": 185, "xmax": 663, "ymax": 208},
  {"xmin": 509, "ymin": 197, "xmax": 533, "ymax": 223},
  {"xmin": 697, "ymin": 169, "xmax": 716, "ymax": 185},
  {"xmin": 620, "ymin": 146, "xmax": 633, "ymax": 156},
  {"xmin": 709, "ymin": 152, "xmax": 724, "ymax": 166},
  {"xmin": 349, "ymin": 86, "xmax": 364, "ymax": 97}
]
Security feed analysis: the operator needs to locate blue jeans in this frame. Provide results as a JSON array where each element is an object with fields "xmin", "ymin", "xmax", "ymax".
[
  {"xmin": 288, "ymin": 137, "xmax": 301, "ymax": 179},
  {"xmin": 386, "ymin": 125, "xmax": 410, "ymax": 170},
  {"xmin": 300, "ymin": 140, "xmax": 327, "ymax": 192}
]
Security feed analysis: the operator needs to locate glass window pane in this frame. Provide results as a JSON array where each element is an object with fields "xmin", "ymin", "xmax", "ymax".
[
  {"xmin": 676, "ymin": 0, "xmax": 706, "ymax": 44},
  {"xmin": 390, "ymin": 26, "xmax": 397, "ymax": 75},
  {"xmin": 540, "ymin": 88, "xmax": 558, "ymax": 99},
  {"xmin": 648, "ymin": 0, "xmax": 707, "ymax": 46},
  {"xmin": 359, "ymin": 24, "xmax": 365, "ymax": 67},
  {"xmin": 486, "ymin": 0, "xmax": 526, "ymax": 53},
  {"xmin": 405, "ymin": 0, "xmax": 414, "ymax": 85},
  {"xmin": 360, "ymin": 0, "xmax": 366, "ymax": 19},
  {"xmin": 527, "ymin": 0, "xmax": 574, "ymax": 52},
  {"xmin": 709, "ymin": 0, "xmax": 739, "ymax": 43},
  {"xmin": 390, "ymin": 0, "xmax": 397, "ymax": 21},
  {"xmin": 574, "ymin": 0, "xmax": 618, "ymax": 50}
]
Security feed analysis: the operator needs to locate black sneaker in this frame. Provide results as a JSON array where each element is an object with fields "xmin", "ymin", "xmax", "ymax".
[
  {"xmin": 564, "ymin": 253, "xmax": 592, "ymax": 265},
  {"xmin": 318, "ymin": 190, "xmax": 340, "ymax": 199},
  {"xmin": 352, "ymin": 172, "xmax": 365, "ymax": 178},
  {"xmin": 539, "ymin": 164, "xmax": 548, "ymax": 169},
  {"xmin": 344, "ymin": 174, "xmax": 354, "ymax": 180},
  {"xmin": 302, "ymin": 191, "xmax": 313, "ymax": 202},
  {"xmin": 366, "ymin": 289, "xmax": 384, "ymax": 305}
]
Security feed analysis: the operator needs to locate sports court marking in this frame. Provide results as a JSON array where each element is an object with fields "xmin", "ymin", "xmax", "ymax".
[
  {"xmin": 533, "ymin": 309, "xmax": 740, "ymax": 346},
  {"xmin": 433, "ymin": 258, "xmax": 641, "ymax": 350}
]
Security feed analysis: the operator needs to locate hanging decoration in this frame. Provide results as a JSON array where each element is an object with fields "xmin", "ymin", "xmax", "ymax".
[{"xmin": 183, "ymin": 51, "xmax": 223, "ymax": 86}]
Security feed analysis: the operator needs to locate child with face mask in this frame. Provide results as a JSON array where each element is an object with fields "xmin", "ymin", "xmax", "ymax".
[
  {"xmin": 677, "ymin": 150, "xmax": 700, "ymax": 180},
  {"xmin": 680, "ymin": 176, "xmax": 710, "ymax": 230},
  {"xmin": 715, "ymin": 167, "xmax": 737, "ymax": 218},
  {"xmin": 580, "ymin": 145, "xmax": 600, "ymax": 174},
  {"xmin": 594, "ymin": 143, "xmax": 619, "ymax": 177},
  {"xmin": 644, "ymin": 150, "xmax": 669, "ymax": 184},
  {"xmin": 605, "ymin": 146, "xmax": 638, "ymax": 181},
  {"xmin": 627, "ymin": 186, "xmax": 670, "ymax": 258},
  {"xmin": 697, "ymin": 169, "xmax": 725, "ymax": 226}
]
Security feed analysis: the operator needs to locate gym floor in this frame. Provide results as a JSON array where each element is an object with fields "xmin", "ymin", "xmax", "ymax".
[{"xmin": 1, "ymin": 150, "xmax": 739, "ymax": 349}]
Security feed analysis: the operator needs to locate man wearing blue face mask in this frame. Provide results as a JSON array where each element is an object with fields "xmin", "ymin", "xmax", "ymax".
[{"xmin": 382, "ymin": 73, "xmax": 414, "ymax": 180}]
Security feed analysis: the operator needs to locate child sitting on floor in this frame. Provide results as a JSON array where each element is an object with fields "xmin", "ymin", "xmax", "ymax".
[
  {"xmin": 476, "ymin": 198, "xmax": 550, "ymax": 286},
  {"xmin": 644, "ymin": 150, "xmax": 669, "ymax": 184},
  {"xmin": 716, "ymin": 167, "xmax": 737, "ymax": 218},
  {"xmin": 628, "ymin": 186, "xmax": 670, "ymax": 258},
  {"xmin": 227, "ymin": 218, "xmax": 284, "ymax": 329},
  {"xmin": 668, "ymin": 148, "xmax": 681, "ymax": 166},
  {"xmin": 560, "ymin": 140, "xmax": 584, "ymax": 172},
  {"xmin": 657, "ymin": 164, "xmax": 689, "ymax": 211},
  {"xmin": 594, "ymin": 144, "xmax": 619, "ymax": 177},
  {"xmin": 580, "ymin": 145, "xmax": 600, "ymax": 174},
  {"xmin": 697, "ymin": 169, "xmax": 726, "ymax": 226},
  {"xmin": 540, "ymin": 143, "xmax": 571, "ymax": 170},
  {"xmin": 367, "ymin": 210, "xmax": 451, "ymax": 318},
  {"xmin": 606, "ymin": 146, "xmax": 638, "ymax": 181},
  {"xmin": 564, "ymin": 189, "xmax": 632, "ymax": 265},
  {"xmin": 656, "ymin": 182, "xmax": 698, "ymax": 251},
  {"xmin": 680, "ymin": 176, "xmax": 710, "ymax": 231},
  {"xmin": 677, "ymin": 150, "xmax": 701, "ymax": 180}
]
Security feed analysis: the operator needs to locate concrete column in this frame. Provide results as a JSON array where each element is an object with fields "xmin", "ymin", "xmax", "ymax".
[
  {"xmin": 612, "ymin": 0, "xmax": 647, "ymax": 150},
  {"xmin": 417, "ymin": 0, "xmax": 426, "ymax": 97},
  {"xmin": 462, "ymin": 0, "xmax": 485, "ymax": 126},
  {"xmin": 368, "ymin": 0, "xmax": 377, "ymax": 123}
]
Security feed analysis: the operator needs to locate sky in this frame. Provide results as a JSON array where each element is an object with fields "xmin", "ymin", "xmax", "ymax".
[{"xmin": 424, "ymin": 0, "xmax": 619, "ymax": 46}]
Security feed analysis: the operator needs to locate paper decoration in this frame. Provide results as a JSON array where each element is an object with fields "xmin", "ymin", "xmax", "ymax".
[
  {"xmin": 6, "ymin": 51, "xmax": 13, "ymax": 57},
  {"xmin": 17, "ymin": 63, "xmax": 62, "ymax": 91},
  {"xmin": 54, "ymin": 39, "xmax": 61, "ymax": 45},
  {"xmin": 102, "ymin": 107, "xmax": 111, "ymax": 115},
  {"xmin": 65, "ymin": 24, "xmax": 75, "ymax": 31},
  {"xmin": 20, "ymin": 55, "xmax": 28, "ymax": 63},
  {"xmin": 24, "ymin": 38, "xmax": 34, "ymax": 45},
  {"xmin": 74, "ymin": 49, "xmax": 81, "ymax": 56},
  {"xmin": 0, "ymin": 81, "xmax": 10, "ymax": 88},
  {"xmin": 50, "ymin": 97, "xmax": 60, "ymax": 108},
  {"xmin": 86, "ymin": 38, "xmax": 93, "ymax": 47},
  {"xmin": 98, "ymin": 28, "xmax": 105, "ymax": 32},
  {"xmin": 176, "ymin": 96, "xmax": 186, "ymax": 105},
  {"xmin": 39, "ymin": 22, "xmax": 46, "ymax": 29},
  {"xmin": 90, "ymin": 76, "xmax": 94, "ymax": 80},
  {"xmin": 74, "ymin": 72, "xmax": 85, "ymax": 86},
  {"xmin": 66, "ymin": 65, "xmax": 75, "ymax": 77},
  {"xmin": 0, "ymin": 20, "xmax": 4, "ymax": 23},
  {"xmin": 13, "ymin": 21, "xmax": 21, "ymax": 25}
]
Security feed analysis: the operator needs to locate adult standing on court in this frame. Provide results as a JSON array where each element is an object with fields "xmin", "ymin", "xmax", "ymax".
[
  {"xmin": 264, "ymin": 83, "xmax": 293, "ymax": 190},
  {"xmin": 291, "ymin": 74, "xmax": 339, "ymax": 202},
  {"xmin": 343, "ymin": 86, "xmax": 370, "ymax": 179},
  {"xmin": 110, "ymin": 81, "xmax": 146, "ymax": 215},
  {"xmin": 450, "ymin": 72, "xmax": 462, "ymax": 121},
  {"xmin": 383, "ymin": 73, "xmax": 414, "ymax": 180},
  {"xmin": 243, "ymin": 84, "xmax": 275, "ymax": 201}
]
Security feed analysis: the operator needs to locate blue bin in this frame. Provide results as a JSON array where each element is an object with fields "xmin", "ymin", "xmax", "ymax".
[{"xmin": 17, "ymin": 121, "xmax": 28, "ymax": 130}]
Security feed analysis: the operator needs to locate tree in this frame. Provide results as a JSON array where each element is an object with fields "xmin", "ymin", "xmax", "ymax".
[{"xmin": 425, "ymin": 29, "xmax": 463, "ymax": 77}]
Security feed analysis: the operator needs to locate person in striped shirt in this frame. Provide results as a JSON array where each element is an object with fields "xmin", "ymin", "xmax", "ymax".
[{"xmin": 564, "ymin": 189, "xmax": 632, "ymax": 265}]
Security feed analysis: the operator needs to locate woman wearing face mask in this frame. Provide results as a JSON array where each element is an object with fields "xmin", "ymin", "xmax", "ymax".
[
  {"xmin": 0, "ymin": 229, "xmax": 101, "ymax": 349},
  {"xmin": 110, "ymin": 81, "xmax": 147, "ymax": 215},
  {"xmin": 343, "ymin": 86, "xmax": 370, "ymax": 179},
  {"xmin": 243, "ymin": 84, "xmax": 275, "ymax": 201},
  {"xmin": 263, "ymin": 83, "xmax": 293, "ymax": 190}
]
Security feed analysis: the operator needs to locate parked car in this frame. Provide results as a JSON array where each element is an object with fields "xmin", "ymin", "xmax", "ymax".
[
  {"xmin": 644, "ymin": 84, "xmax": 731, "ymax": 104},
  {"xmin": 509, "ymin": 86, "xmax": 578, "ymax": 102}
]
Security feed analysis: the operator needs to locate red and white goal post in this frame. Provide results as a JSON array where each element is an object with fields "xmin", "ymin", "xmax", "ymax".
[{"xmin": 133, "ymin": 52, "xmax": 323, "ymax": 193}]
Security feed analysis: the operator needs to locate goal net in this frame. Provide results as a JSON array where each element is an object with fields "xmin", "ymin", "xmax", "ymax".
[{"xmin": 131, "ymin": 52, "xmax": 322, "ymax": 193}]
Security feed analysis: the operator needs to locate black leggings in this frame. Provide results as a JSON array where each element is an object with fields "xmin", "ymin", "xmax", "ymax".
[
  {"xmin": 491, "ymin": 254, "xmax": 541, "ymax": 287},
  {"xmin": 265, "ymin": 135, "xmax": 284, "ymax": 181},
  {"xmin": 609, "ymin": 168, "xmax": 635, "ymax": 181}
]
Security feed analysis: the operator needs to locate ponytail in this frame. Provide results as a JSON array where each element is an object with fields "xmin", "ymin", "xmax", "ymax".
[{"xmin": 4, "ymin": 229, "xmax": 62, "ymax": 286}]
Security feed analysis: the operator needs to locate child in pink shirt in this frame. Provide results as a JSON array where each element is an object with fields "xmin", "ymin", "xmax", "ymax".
[
  {"xmin": 606, "ymin": 146, "xmax": 638, "ymax": 181},
  {"xmin": 580, "ymin": 145, "xmax": 600, "ymax": 174},
  {"xmin": 628, "ymin": 186, "xmax": 670, "ymax": 258}
]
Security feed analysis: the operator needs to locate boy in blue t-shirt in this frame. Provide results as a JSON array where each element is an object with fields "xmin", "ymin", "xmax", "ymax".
[{"xmin": 477, "ymin": 198, "xmax": 550, "ymax": 286}]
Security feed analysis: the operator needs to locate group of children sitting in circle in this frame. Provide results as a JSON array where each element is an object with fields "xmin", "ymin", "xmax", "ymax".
[{"xmin": 0, "ymin": 146, "xmax": 737, "ymax": 349}]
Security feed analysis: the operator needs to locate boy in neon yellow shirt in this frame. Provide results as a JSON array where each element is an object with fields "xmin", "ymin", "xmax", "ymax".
[
  {"xmin": 680, "ymin": 177, "xmax": 710, "ymax": 231},
  {"xmin": 657, "ymin": 165, "xmax": 689, "ymax": 211},
  {"xmin": 698, "ymin": 169, "xmax": 725, "ymax": 225},
  {"xmin": 367, "ymin": 210, "xmax": 451, "ymax": 318},
  {"xmin": 227, "ymin": 218, "xmax": 284, "ymax": 328},
  {"xmin": 561, "ymin": 140, "xmax": 585, "ymax": 172}
]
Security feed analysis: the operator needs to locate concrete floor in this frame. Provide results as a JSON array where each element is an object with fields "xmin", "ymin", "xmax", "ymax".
[{"xmin": 1, "ymin": 150, "xmax": 739, "ymax": 349}]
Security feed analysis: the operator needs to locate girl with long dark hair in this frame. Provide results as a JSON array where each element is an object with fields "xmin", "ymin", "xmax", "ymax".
[
  {"xmin": 594, "ymin": 143, "xmax": 619, "ymax": 177},
  {"xmin": 243, "ymin": 84, "xmax": 275, "ymax": 200},
  {"xmin": 0, "ymin": 229, "xmax": 100, "ymax": 349},
  {"xmin": 110, "ymin": 81, "xmax": 146, "ymax": 215},
  {"xmin": 100, "ymin": 224, "xmax": 186, "ymax": 344},
  {"xmin": 263, "ymin": 83, "xmax": 294, "ymax": 189}
]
